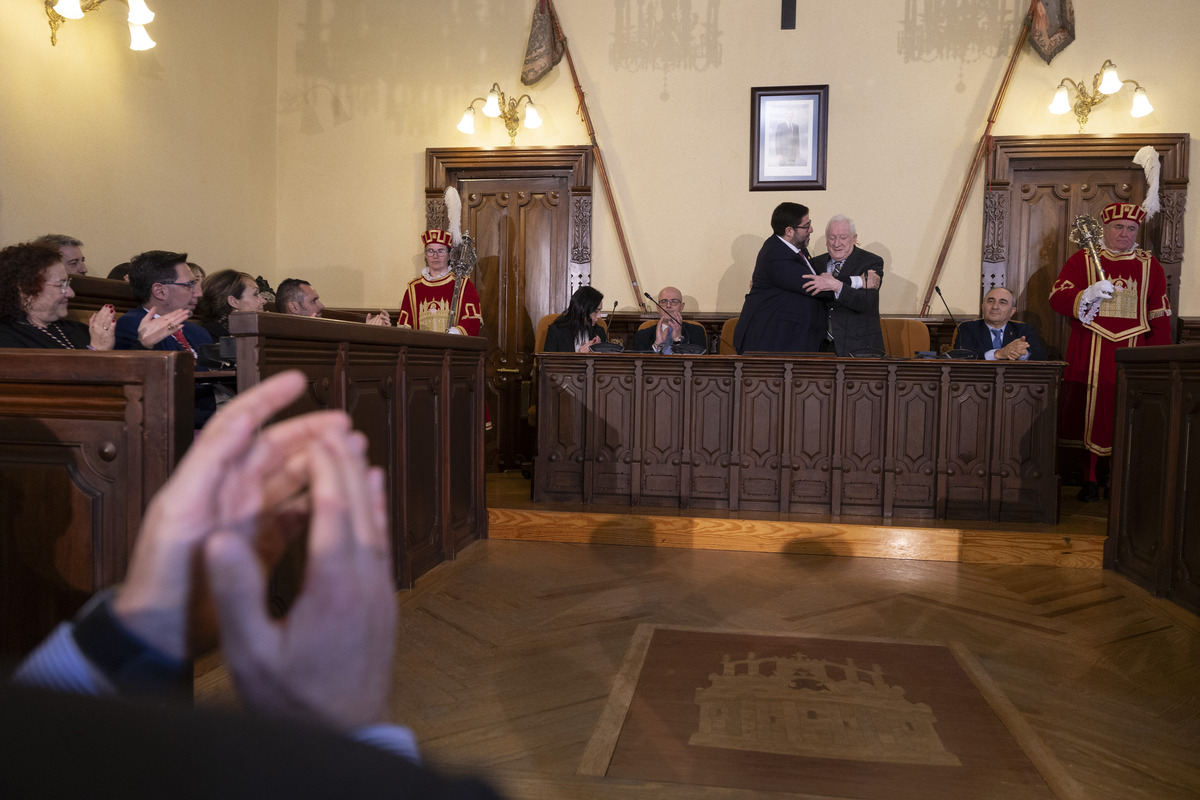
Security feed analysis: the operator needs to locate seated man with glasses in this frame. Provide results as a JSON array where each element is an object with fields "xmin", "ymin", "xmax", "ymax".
[
  {"xmin": 115, "ymin": 250, "xmax": 217, "ymax": 425},
  {"xmin": 396, "ymin": 230, "xmax": 482, "ymax": 336},
  {"xmin": 633, "ymin": 286, "xmax": 708, "ymax": 353}
]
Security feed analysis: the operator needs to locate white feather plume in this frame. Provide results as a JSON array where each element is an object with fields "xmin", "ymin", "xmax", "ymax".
[
  {"xmin": 1133, "ymin": 145, "xmax": 1161, "ymax": 220},
  {"xmin": 444, "ymin": 186, "xmax": 463, "ymax": 246}
]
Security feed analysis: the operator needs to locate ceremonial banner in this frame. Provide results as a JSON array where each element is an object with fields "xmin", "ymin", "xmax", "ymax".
[
  {"xmin": 1030, "ymin": 0, "xmax": 1076, "ymax": 64},
  {"xmin": 521, "ymin": 0, "xmax": 564, "ymax": 85}
]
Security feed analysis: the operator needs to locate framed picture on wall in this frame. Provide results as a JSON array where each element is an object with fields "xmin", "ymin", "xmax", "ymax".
[{"xmin": 750, "ymin": 85, "xmax": 828, "ymax": 191}]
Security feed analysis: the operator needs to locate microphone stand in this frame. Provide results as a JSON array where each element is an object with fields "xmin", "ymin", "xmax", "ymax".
[{"xmin": 934, "ymin": 286, "xmax": 958, "ymax": 328}]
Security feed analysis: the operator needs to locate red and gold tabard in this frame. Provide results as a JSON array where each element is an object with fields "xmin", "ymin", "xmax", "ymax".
[
  {"xmin": 1049, "ymin": 247, "xmax": 1171, "ymax": 455},
  {"xmin": 397, "ymin": 271, "xmax": 482, "ymax": 336}
]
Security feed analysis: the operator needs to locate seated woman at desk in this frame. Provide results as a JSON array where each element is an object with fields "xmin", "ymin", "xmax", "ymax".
[
  {"xmin": 0, "ymin": 242, "xmax": 115, "ymax": 350},
  {"xmin": 544, "ymin": 286, "xmax": 608, "ymax": 353},
  {"xmin": 196, "ymin": 269, "xmax": 266, "ymax": 339}
]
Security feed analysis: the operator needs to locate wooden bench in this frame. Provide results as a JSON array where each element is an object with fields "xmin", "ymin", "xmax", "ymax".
[{"xmin": 0, "ymin": 351, "xmax": 192, "ymax": 659}]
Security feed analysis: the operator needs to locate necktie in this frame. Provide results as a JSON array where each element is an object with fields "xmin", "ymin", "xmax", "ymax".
[
  {"xmin": 991, "ymin": 328, "xmax": 1003, "ymax": 350},
  {"xmin": 171, "ymin": 327, "xmax": 197, "ymax": 361},
  {"xmin": 828, "ymin": 260, "xmax": 844, "ymax": 277}
]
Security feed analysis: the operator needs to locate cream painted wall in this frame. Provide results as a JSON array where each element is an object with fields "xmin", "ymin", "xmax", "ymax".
[
  {"xmin": 0, "ymin": 0, "xmax": 277, "ymax": 279},
  {"xmin": 276, "ymin": 0, "xmax": 1199, "ymax": 321}
]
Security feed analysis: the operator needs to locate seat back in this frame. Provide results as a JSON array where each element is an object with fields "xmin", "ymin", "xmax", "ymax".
[
  {"xmin": 535, "ymin": 314, "xmax": 609, "ymax": 352},
  {"xmin": 719, "ymin": 316, "xmax": 739, "ymax": 354},
  {"xmin": 880, "ymin": 318, "xmax": 931, "ymax": 357}
]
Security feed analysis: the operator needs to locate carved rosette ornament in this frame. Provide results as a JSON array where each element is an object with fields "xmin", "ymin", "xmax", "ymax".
[{"xmin": 983, "ymin": 190, "xmax": 1008, "ymax": 263}]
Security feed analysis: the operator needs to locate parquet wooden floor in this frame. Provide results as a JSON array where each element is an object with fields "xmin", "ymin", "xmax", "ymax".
[{"xmin": 197, "ymin": 537, "xmax": 1200, "ymax": 799}]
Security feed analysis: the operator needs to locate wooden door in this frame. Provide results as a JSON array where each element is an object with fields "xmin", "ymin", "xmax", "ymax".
[
  {"xmin": 1005, "ymin": 167, "xmax": 1143, "ymax": 359},
  {"xmin": 984, "ymin": 134, "xmax": 1189, "ymax": 357},
  {"xmin": 426, "ymin": 148, "xmax": 593, "ymax": 472},
  {"xmin": 462, "ymin": 175, "xmax": 567, "ymax": 472}
]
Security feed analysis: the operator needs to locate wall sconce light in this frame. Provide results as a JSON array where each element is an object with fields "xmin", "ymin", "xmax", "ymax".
[
  {"xmin": 45, "ymin": 0, "xmax": 157, "ymax": 50},
  {"xmin": 1048, "ymin": 59, "xmax": 1152, "ymax": 132},
  {"xmin": 457, "ymin": 83, "xmax": 541, "ymax": 145}
]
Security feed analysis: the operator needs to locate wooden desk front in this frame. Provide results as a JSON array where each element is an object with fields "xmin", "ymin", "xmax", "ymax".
[
  {"xmin": 534, "ymin": 354, "xmax": 1062, "ymax": 523},
  {"xmin": 229, "ymin": 312, "xmax": 488, "ymax": 587}
]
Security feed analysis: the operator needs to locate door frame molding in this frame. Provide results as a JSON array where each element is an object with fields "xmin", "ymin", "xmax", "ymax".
[
  {"xmin": 983, "ymin": 133, "xmax": 1188, "ymax": 328},
  {"xmin": 425, "ymin": 147, "xmax": 594, "ymax": 311}
]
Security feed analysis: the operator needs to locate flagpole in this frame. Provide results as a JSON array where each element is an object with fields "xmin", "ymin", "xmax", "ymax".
[
  {"xmin": 919, "ymin": 2, "xmax": 1035, "ymax": 316},
  {"xmin": 546, "ymin": 0, "xmax": 647, "ymax": 312}
]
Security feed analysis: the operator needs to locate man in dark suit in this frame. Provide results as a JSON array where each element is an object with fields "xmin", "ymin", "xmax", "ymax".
[
  {"xmin": 633, "ymin": 285, "xmax": 707, "ymax": 353},
  {"xmin": 733, "ymin": 202, "xmax": 828, "ymax": 354},
  {"xmin": 953, "ymin": 286, "xmax": 1046, "ymax": 360},
  {"xmin": 115, "ymin": 249, "xmax": 217, "ymax": 425},
  {"xmin": 806, "ymin": 215, "xmax": 884, "ymax": 356}
]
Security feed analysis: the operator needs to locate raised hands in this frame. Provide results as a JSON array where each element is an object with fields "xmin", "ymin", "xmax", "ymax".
[
  {"xmin": 366, "ymin": 309, "xmax": 391, "ymax": 326},
  {"xmin": 137, "ymin": 306, "xmax": 193, "ymax": 348},
  {"xmin": 88, "ymin": 304, "xmax": 116, "ymax": 350}
]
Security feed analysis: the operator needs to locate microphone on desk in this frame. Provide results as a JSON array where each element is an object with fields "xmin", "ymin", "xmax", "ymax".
[{"xmin": 934, "ymin": 286, "xmax": 958, "ymax": 328}]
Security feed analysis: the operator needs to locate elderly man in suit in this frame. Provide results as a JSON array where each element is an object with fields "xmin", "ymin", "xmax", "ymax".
[
  {"xmin": 804, "ymin": 215, "xmax": 884, "ymax": 356},
  {"xmin": 733, "ymin": 202, "xmax": 827, "ymax": 354},
  {"xmin": 953, "ymin": 286, "xmax": 1046, "ymax": 361}
]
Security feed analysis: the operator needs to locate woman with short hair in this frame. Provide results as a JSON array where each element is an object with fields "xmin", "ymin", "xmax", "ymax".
[{"xmin": 0, "ymin": 242, "xmax": 115, "ymax": 350}]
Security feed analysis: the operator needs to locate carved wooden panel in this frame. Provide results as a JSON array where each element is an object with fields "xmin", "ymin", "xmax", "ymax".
[
  {"xmin": 1171, "ymin": 362, "xmax": 1200, "ymax": 612},
  {"xmin": 787, "ymin": 366, "xmax": 834, "ymax": 513},
  {"xmin": 993, "ymin": 367, "xmax": 1058, "ymax": 522},
  {"xmin": 534, "ymin": 355, "xmax": 1061, "ymax": 523},
  {"xmin": 940, "ymin": 367, "xmax": 994, "ymax": 520},
  {"xmin": 837, "ymin": 366, "xmax": 888, "ymax": 515},
  {"xmin": 689, "ymin": 362, "xmax": 734, "ymax": 506},
  {"xmin": 591, "ymin": 362, "xmax": 636, "ymax": 503},
  {"xmin": 888, "ymin": 367, "xmax": 940, "ymax": 517},
  {"xmin": 737, "ymin": 363, "xmax": 785, "ymax": 510}
]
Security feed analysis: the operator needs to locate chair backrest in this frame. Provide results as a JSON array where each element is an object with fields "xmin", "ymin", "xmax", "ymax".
[
  {"xmin": 535, "ymin": 314, "xmax": 609, "ymax": 352},
  {"xmin": 637, "ymin": 319, "xmax": 657, "ymax": 331},
  {"xmin": 534, "ymin": 314, "xmax": 558, "ymax": 353},
  {"xmin": 719, "ymin": 316, "xmax": 739, "ymax": 354},
  {"xmin": 880, "ymin": 318, "xmax": 931, "ymax": 357}
]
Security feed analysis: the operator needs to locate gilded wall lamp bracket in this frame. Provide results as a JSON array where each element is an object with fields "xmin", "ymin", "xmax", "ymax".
[
  {"xmin": 1048, "ymin": 59, "xmax": 1153, "ymax": 132},
  {"xmin": 44, "ymin": 0, "xmax": 156, "ymax": 49},
  {"xmin": 457, "ymin": 83, "xmax": 542, "ymax": 146}
]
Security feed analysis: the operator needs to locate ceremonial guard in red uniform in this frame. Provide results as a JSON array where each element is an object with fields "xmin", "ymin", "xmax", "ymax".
[
  {"xmin": 1050, "ymin": 201, "xmax": 1171, "ymax": 500},
  {"xmin": 397, "ymin": 229, "xmax": 482, "ymax": 336}
]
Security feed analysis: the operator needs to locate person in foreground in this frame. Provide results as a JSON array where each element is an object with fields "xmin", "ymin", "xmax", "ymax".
[
  {"xmin": 5, "ymin": 371, "xmax": 502, "ymax": 799},
  {"xmin": 953, "ymin": 287, "xmax": 1046, "ymax": 361},
  {"xmin": 0, "ymin": 241, "xmax": 115, "ymax": 350},
  {"xmin": 633, "ymin": 285, "xmax": 707, "ymax": 353},
  {"xmin": 1050, "ymin": 200, "xmax": 1171, "ymax": 502},
  {"xmin": 733, "ymin": 202, "xmax": 828, "ymax": 354},
  {"xmin": 543, "ymin": 285, "xmax": 608, "ymax": 353}
]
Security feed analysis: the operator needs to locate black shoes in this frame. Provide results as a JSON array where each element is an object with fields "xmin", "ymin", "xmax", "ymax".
[{"xmin": 1077, "ymin": 481, "xmax": 1101, "ymax": 503}]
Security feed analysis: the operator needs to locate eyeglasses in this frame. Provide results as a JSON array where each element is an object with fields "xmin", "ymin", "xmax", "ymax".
[
  {"xmin": 160, "ymin": 279, "xmax": 200, "ymax": 289},
  {"xmin": 659, "ymin": 298, "xmax": 683, "ymax": 306},
  {"xmin": 792, "ymin": 221, "xmax": 812, "ymax": 231},
  {"xmin": 44, "ymin": 277, "xmax": 73, "ymax": 294},
  {"xmin": 425, "ymin": 248, "xmax": 450, "ymax": 256}
]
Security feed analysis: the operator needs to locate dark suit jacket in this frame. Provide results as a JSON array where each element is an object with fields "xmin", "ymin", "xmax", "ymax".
[
  {"xmin": 810, "ymin": 247, "xmax": 885, "ymax": 356},
  {"xmin": 732, "ymin": 236, "xmax": 828, "ymax": 354},
  {"xmin": 115, "ymin": 305, "xmax": 214, "ymax": 356},
  {"xmin": 953, "ymin": 318, "xmax": 1046, "ymax": 361},
  {"xmin": 543, "ymin": 321, "xmax": 607, "ymax": 353},
  {"xmin": 0, "ymin": 318, "xmax": 92, "ymax": 349},
  {"xmin": 632, "ymin": 319, "xmax": 707, "ymax": 352}
]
